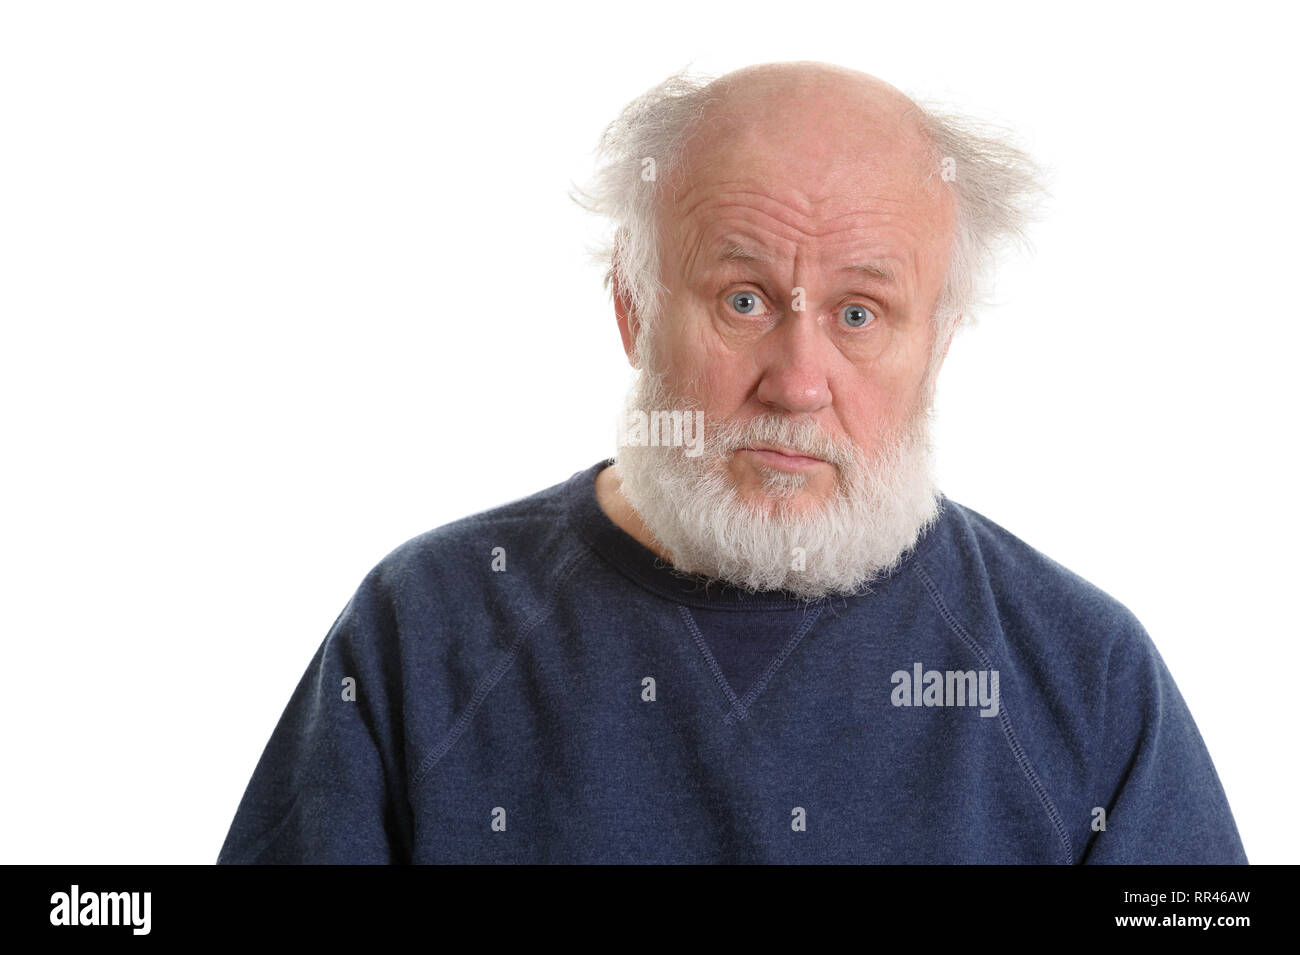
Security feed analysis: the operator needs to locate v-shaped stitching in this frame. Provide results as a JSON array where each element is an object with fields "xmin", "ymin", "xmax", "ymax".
[{"xmin": 675, "ymin": 602, "xmax": 826, "ymax": 724}]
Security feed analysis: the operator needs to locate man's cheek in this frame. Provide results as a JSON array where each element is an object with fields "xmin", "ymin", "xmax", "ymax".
[{"xmin": 843, "ymin": 393, "xmax": 901, "ymax": 444}]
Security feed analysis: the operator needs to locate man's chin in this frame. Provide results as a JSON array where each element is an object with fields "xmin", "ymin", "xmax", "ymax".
[
  {"xmin": 729, "ymin": 481, "xmax": 832, "ymax": 517},
  {"xmin": 726, "ymin": 461, "xmax": 839, "ymax": 514}
]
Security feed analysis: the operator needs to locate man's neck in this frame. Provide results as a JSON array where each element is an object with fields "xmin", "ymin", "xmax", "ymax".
[{"xmin": 594, "ymin": 463, "xmax": 676, "ymax": 564}]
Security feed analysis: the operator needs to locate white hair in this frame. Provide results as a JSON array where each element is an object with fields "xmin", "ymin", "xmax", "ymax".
[
  {"xmin": 569, "ymin": 65, "xmax": 1047, "ymax": 371},
  {"xmin": 614, "ymin": 359, "xmax": 942, "ymax": 601}
]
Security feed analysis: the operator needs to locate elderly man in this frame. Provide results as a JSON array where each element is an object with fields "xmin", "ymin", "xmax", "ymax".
[{"xmin": 217, "ymin": 62, "xmax": 1247, "ymax": 864}]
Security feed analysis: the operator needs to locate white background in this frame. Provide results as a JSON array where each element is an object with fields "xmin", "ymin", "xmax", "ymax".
[{"xmin": 2, "ymin": 0, "xmax": 1295, "ymax": 864}]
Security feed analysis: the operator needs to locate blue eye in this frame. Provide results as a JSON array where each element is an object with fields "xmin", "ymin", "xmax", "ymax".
[
  {"xmin": 842, "ymin": 305, "xmax": 873, "ymax": 327},
  {"xmin": 729, "ymin": 291, "xmax": 760, "ymax": 314}
]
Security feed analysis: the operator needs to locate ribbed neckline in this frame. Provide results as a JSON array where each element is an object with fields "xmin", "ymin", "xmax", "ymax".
[{"xmin": 563, "ymin": 458, "xmax": 950, "ymax": 611}]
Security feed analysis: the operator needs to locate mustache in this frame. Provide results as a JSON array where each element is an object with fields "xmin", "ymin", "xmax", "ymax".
[
  {"xmin": 636, "ymin": 371, "xmax": 890, "ymax": 472},
  {"xmin": 708, "ymin": 414, "xmax": 859, "ymax": 469}
]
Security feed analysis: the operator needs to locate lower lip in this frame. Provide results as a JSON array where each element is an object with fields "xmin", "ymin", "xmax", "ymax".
[{"xmin": 739, "ymin": 448, "xmax": 827, "ymax": 470}]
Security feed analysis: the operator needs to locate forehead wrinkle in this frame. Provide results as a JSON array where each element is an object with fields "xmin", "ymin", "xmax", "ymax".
[
  {"xmin": 671, "ymin": 132, "xmax": 937, "ymax": 211},
  {"xmin": 712, "ymin": 237, "xmax": 896, "ymax": 284},
  {"xmin": 675, "ymin": 184, "xmax": 932, "ymax": 248},
  {"xmin": 671, "ymin": 185, "xmax": 820, "ymax": 234},
  {"xmin": 671, "ymin": 185, "xmax": 935, "ymax": 292},
  {"xmin": 701, "ymin": 218, "xmax": 919, "ymax": 282}
]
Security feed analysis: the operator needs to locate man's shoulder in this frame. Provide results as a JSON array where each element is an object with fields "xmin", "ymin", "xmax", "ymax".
[
  {"xmin": 931, "ymin": 499, "xmax": 1175, "ymax": 767},
  {"xmin": 933, "ymin": 497, "xmax": 1151, "ymax": 659},
  {"xmin": 361, "ymin": 466, "xmax": 592, "ymax": 613},
  {"xmin": 388, "ymin": 470, "xmax": 576, "ymax": 562}
]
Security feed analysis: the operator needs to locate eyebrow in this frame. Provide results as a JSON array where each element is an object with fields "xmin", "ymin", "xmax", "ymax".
[
  {"xmin": 717, "ymin": 241, "xmax": 769, "ymax": 264},
  {"xmin": 840, "ymin": 261, "xmax": 899, "ymax": 284},
  {"xmin": 715, "ymin": 241, "xmax": 899, "ymax": 285}
]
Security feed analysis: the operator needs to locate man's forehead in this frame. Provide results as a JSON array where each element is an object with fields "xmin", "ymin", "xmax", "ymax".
[
  {"xmin": 670, "ymin": 170, "xmax": 939, "ymax": 233},
  {"xmin": 712, "ymin": 233, "xmax": 904, "ymax": 281},
  {"xmin": 658, "ymin": 66, "xmax": 953, "ymax": 280},
  {"xmin": 664, "ymin": 125, "xmax": 946, "ymax": 248},
  {"xmin": 666, "ymin": 173, "xmax": 942, "ymax": 281},
  {"xmin": 710, "ymin": 233, "xmax": 903, "ymax": 284},
  {"xmin": 670, "ymin": 125, "xmax": 940, "ymax": 215}
]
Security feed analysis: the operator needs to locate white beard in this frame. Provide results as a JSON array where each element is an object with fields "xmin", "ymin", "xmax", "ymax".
[{"xmin": 613, "ymin": 363, "xmax": 943, "ymax": 601}]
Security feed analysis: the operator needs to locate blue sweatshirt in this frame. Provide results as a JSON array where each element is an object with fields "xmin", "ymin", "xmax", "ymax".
[{"xmin": 217, "ymin": 460, "xmax": 1248, "ymax": 864}]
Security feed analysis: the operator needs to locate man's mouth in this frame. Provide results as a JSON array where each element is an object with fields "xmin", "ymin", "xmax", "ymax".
[{"xmin": 737, "ymin": 445, "xmax": 828, "ymax": 470}]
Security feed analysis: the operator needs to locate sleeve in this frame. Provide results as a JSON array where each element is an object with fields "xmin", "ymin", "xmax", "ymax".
[
  {"xmin": 216, "ymin": 568, "xmax": 412, "ymax": 864},
  {"xmin": 1080, "ymin": 620, "xmax": 1247, "ymax": 864}
]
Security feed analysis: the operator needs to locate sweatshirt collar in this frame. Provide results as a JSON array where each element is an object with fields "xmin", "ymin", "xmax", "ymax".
[{"xmin": 565, "ymin": 458, "xmax": 948, "ymax": 611}]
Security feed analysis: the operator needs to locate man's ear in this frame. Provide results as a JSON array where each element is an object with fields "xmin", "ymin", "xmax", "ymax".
[{"xmin": 611, "ymin": 266, "xmax": 641, "ymax": 368}]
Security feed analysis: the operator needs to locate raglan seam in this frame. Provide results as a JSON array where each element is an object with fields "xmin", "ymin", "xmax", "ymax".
[
  {"xmin": 409, "ymin": 543, "xmax": 593, "ymax": 790},
  {"xmin": 914, "ymin": 560, "xmax": 1076, "ymax": 865}
]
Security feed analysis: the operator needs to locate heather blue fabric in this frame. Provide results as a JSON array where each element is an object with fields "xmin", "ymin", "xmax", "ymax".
[
  {"xmin": 687, "ymin": 604, "xmax": 802, "ymax": 698},
  {"xmin": 217, "ymin": 459, "xmax": 1247, "ymax": 864}
]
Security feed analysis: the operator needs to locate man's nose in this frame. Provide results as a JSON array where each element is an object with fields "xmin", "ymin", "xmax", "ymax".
[{"xmin": 753, "ymin": 309, "xmax": 833, "ymax": 415}]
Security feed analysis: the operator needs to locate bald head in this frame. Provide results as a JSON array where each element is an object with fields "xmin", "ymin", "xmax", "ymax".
[
  {"xmin": 696, "ymin": 62, "xmax": 926, "ymax": 144},
  {"xmin": 668, "ymin": 62, "xmax": 944, "ymax": 212}
]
